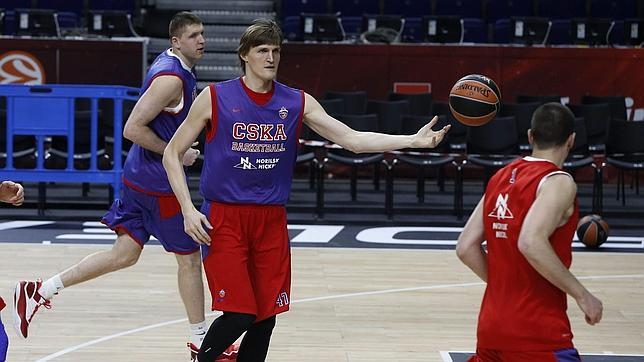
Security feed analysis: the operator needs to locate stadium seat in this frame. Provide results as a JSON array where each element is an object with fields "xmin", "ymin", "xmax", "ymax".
[
  {"xmin": 319, "ymin": 98, "xmax": 345, "ymax": 117},
  {"xmin": 281, "ymin": 0, "xmax": 327, "ymax": 20},
  {"xmin": 325, "ymin": 91, "xmax": 367, "ymax": 115},
  {"xmin": 389, "ymin": 92, "xmax": 433, "ymax": 117},
  {"xmin": 463, "ymin": 17, "xmax": 487, "ymax": 43},
  {"xmin": 332, "ymin": 0, "xmax": 379, "ymax": 17},
  {"xmin": 325, "ymin": 114, "xmax": 384, "ymax": 201},
  {"xmin": 493, "ymin": 18, "xmax": 511, "ymax": 43},
  {"xmin": 548, "ymin": 19, "xmax": 572, "ymax": 45},
  {"xmin": 395, "ymin": 114, "xmax": 455, "ymax": 203},
  {"xmin": 434, "ymin": 0, "xmax": 483, "ymax": 18},
  {"xmin": 283, "ymin": 16, "xmax": 300, "ymax": 41},
  {"xmin": 564, "ymin": 118, "xmax": 603, "ymax": 214},
  {"xmin": 582, "ymin": 95, "xmax": 628, "ymax": 121},
  {"xmin": 568, "ymin": 103, "xmax": 612, "ymax": 153},
  {"xmin": 499, "ymin": 102, "xmax": 541, "ymax": 152},
  {"xmin": 383, "ymin": 0, "xmax": 431, "ymax": 17},
  {"xmin": 486, "ymin": 0, "xmax": 534, "ymax": 23},
  {"xmin": 605, "ymin": 119, "xmax": 644, "ymax": 206},
  {"xmin": 367, "ymin": 100, "xmax": 410, "ymax": 135},
  {"xmin": 590, "ymin": 0, "xmax": 637, "ymax": 20},
  {"xmin": 400, "ymin": 17, "xmax": 422, "ymax": 42},
  {"xmin": 537, "ymin": 0, "xmax": 586, "ymax": 19},
  {"xmin": 433, "ymin": 101, "xmax": 467, "ymax": 152},
  {"xmin": 36, "ymin": 0, "xmax": 83, "ymax": 16},
  {"xmin": 88, "ymin": 0, "xmax": 135, "ymax": 13},
  {"xmin": 466, "ymin": 115, "xmax": 520, "ymax": 188},
  {"xmin": 516, "ymin": 94, "xmax": 561, "ymax": 104},
  {"xmin": 1, "ymin": 0, "xmax": 31, "ymax": 11}
]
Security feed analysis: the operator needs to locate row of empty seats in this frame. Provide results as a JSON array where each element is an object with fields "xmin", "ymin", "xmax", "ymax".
[
  {"xmin": 281, "ymin": 0, "xmax": 642, "ymax": 22},
  {"xmin": 284, "ymin": 13, "xmax": 644, "ymax": 46},
  {"xmin": 293, "ymin": 91, "xmax": 640, "ymax": 217}
]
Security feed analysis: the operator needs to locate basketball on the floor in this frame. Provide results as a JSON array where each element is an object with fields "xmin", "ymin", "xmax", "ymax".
[
  {"xmin": 448, "ymin": 74, "xmax": 501, "ymax": 126},
  {"xmin": 577, "ymin": 214, "xmax": 610, "ymax": 248}
]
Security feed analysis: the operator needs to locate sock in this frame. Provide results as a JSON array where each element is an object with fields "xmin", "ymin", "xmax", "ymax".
[
  {"xmin": 39, "ymin": 274, "xmax": 64, "ymax": 300},
  {"xmin": 190, "ymin": 320, "xmax": 207, "ymax": 348}
]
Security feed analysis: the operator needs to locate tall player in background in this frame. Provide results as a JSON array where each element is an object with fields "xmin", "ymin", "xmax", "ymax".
[
  {"xmin": 456, "ymin": 103, "xmax": 603, "ymax": 362},
  {"xmin": 163, "ymin": 19, "xmax": 450, "ymax": 361},
  {"xmin": 0, "ymin": 181, "xmax": 24, "ymax": 361},
  {"xmin": 13, "ymin": 12, "xmax": 235, "ymax": 361}
]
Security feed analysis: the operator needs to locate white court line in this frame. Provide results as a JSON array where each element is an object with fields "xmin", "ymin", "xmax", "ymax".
[{"xmin": 36, "ymin": 273, "xmax": 644, "ymax": 361}]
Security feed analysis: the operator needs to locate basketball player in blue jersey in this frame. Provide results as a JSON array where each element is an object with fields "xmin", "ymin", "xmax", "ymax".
[
  {"xmin": 0, "ymin": 181, "xmax": 24, "ymax": 361},
  {"xmin": 13, "ymin": 12, "xmax": 236, "ymax": 361},
  {"xmin": 163, "ymin": 19, "xmax": 450, "ymax": 361}
]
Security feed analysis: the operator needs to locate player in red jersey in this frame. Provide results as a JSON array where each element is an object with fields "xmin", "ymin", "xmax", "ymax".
[
  {"xmin": 163, "ymin": 19, "xmax": 450, "ymax": 362},
  {"xmin": 457, "ymin": 102, "xmax": 603, "ymax": 362}
]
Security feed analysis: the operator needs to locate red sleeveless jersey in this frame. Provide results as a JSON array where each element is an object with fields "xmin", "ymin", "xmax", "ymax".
[{"xmin": 478, "ymin": 157, "xmax": 579, "ymax": 351}]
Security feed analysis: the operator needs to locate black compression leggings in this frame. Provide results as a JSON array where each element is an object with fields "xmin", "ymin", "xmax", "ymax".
[{"xmin": 197, "ymin": 312, "xmax": 276, "ymax": 362}]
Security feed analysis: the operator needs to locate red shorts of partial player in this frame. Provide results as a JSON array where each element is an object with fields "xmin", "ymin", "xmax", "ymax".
[
  {"xmin": 468, "ymin": 347, "xmax": 581, "ymax": 362},
  {"xmin": 200, "ymin": 200, "xmax": 291, "ymax": 322}
]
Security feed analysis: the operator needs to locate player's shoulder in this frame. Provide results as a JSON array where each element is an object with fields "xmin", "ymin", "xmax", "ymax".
[{"xmin": 274, "ymin": 80, "xmax": 301, "ymax": 93}]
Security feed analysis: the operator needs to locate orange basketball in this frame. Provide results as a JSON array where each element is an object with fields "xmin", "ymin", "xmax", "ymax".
[
  {"xmin": 448, "ymin": 74, "xmax": 501, "ymax": 126},
  {"xmin": 576, "ymin": 214, "xmax": 610, "ymax": 248}
]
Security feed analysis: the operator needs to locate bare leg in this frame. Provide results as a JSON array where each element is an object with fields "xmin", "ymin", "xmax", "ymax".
[
  {"xmin": 59, "ymin": 233, "xmax": 142, "ymax": 287},
  {"xmin": 175, "ymin": 251, "xmax": 205, "ymax": 324}
]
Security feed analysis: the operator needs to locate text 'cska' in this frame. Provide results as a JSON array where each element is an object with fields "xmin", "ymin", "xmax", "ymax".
[{"xmin": 233, "ymin": 122, "xmax": 288, "ymax": 141}]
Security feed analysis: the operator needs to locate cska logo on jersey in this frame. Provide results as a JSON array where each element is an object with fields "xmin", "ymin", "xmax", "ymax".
[
  {"xmin": 488, "ymin": 193, "xmax": 514, "ymax": 220},
  {"xmin": 278, "ymin": 106, "xmax": 288, "ymax": 120}
]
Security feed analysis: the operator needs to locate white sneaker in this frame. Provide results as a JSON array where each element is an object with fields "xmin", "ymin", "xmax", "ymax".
[{"xmin": 13, "ymin": 279, "xmax": 51, "ymax": 339}]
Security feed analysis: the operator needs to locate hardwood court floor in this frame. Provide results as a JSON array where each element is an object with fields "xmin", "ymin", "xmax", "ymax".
[{"xmin": 1, "ymin": 243, "xmax": 643, "ymax": 361}]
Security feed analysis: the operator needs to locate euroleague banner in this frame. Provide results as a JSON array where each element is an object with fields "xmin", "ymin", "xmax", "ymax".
[{"xmin": 0, "ymin": 50, "xmax": 46, "ymax": 84}]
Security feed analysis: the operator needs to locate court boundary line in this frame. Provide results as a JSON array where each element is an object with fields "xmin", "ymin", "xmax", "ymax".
[{"xmin": 35, "ymin": 273, "xmax": 644, "ymax": 361}]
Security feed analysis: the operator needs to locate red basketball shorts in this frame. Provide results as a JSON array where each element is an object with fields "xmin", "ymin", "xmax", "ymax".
[{"xmin": 201, "ymin": 201, "xmax": 291, "ymax": 322}]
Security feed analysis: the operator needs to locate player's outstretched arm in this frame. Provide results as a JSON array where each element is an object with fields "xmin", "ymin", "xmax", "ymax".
[
  {"xmin": 163, "ymin": 87, "xmax": 212, "ymax": 245},
  {"xmin": 456, "ymin": 197, "xmax": 488, "ymax": 282},
  {"xmin": 0, "ymin": 181, "xmax": 24, "ymax": 206},
  {"xmin": 518, "ymin": 174, "xmax": 603, "ymax": 325},
  {"xmin": 302, "ymin": 93, "xmax": 450, "ymax": 153}
]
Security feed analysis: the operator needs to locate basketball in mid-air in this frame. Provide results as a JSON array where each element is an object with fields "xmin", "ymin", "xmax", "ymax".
[
  {"xmin": 448, "ymin": 74, "xmax": 501, "ymax": 126},
  {"xmin": 576, "ymin": 214, "xmax": 610, "ymax": 248}
]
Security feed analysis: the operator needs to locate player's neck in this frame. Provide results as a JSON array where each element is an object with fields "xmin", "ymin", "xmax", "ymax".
[
  {"xmin": 241, "ymin": 75, "xmax": 273, "ymax": 93},
  {"xmin": 530, "ymin": 148, "xmax": 567, "ymax": 168},
  {"xmin": 171, "ymin": 48, "xmax": 196, "ymax": 68}
]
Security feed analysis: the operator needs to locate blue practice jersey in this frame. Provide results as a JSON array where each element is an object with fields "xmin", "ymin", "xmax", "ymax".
[{"xmin": 123, "ymin": 49, "xmax": 197, "ymax": 195}]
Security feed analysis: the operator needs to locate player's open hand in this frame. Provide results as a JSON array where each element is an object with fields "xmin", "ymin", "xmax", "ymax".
[
  {"xmin": 410, "ymin": 116, "xmax": 451, "ymax": 149},
  {"xmin": 0, "ymin": 181, "xmax": 24, "ymax": 206},
  {"xmin": 183, "ymin": 206, "xmax": 212, "ymax": 245},
  {"xmin": 182, "ymin": 147, "xmax": 201, "ymax": 166},
  {"xmin": 576, "ymin": 290, "xmax": 603, "ymax": 325}
]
